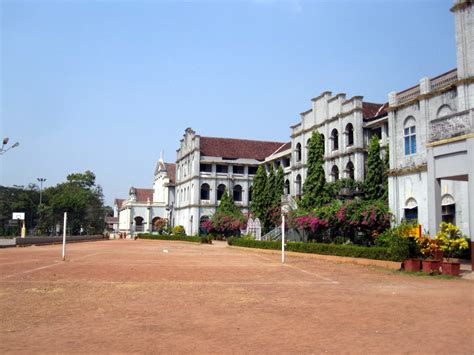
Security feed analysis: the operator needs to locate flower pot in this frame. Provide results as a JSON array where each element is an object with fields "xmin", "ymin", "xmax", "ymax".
[
  {"xmin": 422, "ymin": 260, "xmax": 441, "ymax": 274},
  {"xmin": 441, "ymin": 262, "xmax": 461, "ymax": 276},
  {"xmin": 404, "ymin": 259, "xmax": 421, "ymax": 272},
  {"xmin": 433, "ymin": 249, "xmax": 444, "ymax": 261}
]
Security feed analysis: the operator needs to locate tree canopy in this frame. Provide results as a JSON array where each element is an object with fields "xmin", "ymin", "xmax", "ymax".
[{"xmin": 300, "ymin": 131, "xmax": 329, "ymax": 211}]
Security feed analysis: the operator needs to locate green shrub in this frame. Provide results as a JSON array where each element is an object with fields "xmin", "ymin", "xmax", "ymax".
[
  {"xmin": 200, "ymin": 235, "xmax": 213, "ymax": 244},
  {"xmin": 228, "ymin": 238, "xmax": 401, "ymax": 261},
  {"xmin": 138, "ymin": 233, "xmax": 200, "ymax": 243},
  {"xmin": 172, "ymin": 225, "xmax": 186, "ymax": 235}
]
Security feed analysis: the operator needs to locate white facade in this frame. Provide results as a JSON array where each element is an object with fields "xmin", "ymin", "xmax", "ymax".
[
  {"xmin": 388, "ymin": 0, "xmax": 474, "ymax": 237},
  {"xmin": 115, "ymin": 158, "xmax": 175, "ymax": 238},
  {"xmin": 173, "ymin": 128, "xmax": 285, "ymax": 235}
]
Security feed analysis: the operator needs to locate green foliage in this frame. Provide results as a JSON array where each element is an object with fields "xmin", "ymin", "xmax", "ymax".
[
  {"xmin": 44, "ymin": 171, "xmax": 106, "ymax": 235},
  {"xmin": 200, "ymin": 235, "xmax": 213, "ymax": 244},
  {"xmin": 250, "ymin": 165, "xmax": 267, "ymax": 220},
  {"xmin": 276, "ymin": 165, "xmax": 284, "ymax": 201},
  {"xmin": 434, "ymin": 222, "xmax": 469, "ymax": 261},
  {"xmin": 138, "ymin": 233, "xmax": 200, "ymax": 243},
  {"xmin": 375, "ymin": 221, "xmax": 420, "ymax": 260},
  {"xmin": 216, "ymin": 190, "xmax": 240, "ymax": 217},
  {"xmin": 172, "ymin": 225, "xmax": 186, "ymax": 235},
  {"xmin": 382, "ymin": 145, "xmax": 390, "ymax": 201},
  {"xmin": 0, "ymin": 185, "xmax": 40, "ymax": 236},
  {"xmin": 300, "ymin": 131, "xmax": 329, "ymax": 211},
  {"xmin": 326, "ymin": 178, "xmax": 364, "ymax": 199},
  {"xmin": 227, "ymin": 238, "xmax": 399, "ymax": 262},
  {"xmin": 365, "ymin": 136, "xmax": 384, "ymax": 201}
]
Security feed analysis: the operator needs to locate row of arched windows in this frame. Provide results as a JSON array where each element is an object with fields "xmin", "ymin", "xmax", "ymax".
[
  {"xmin": 295, "ymin": 124, "xmax": 355, "ymax": 162},
  {"xmin": 200, "ymin": 183, "xmax": 251, "ymax": 202}
]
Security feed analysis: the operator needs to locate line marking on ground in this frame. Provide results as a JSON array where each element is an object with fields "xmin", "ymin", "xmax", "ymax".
[
  {"xmin": 1, "ymin": 253, "xmax": 101, "ymax": 280},
  {"xmin": 250, "ymin": 252, "xmax": 339, "ymax": 285}
]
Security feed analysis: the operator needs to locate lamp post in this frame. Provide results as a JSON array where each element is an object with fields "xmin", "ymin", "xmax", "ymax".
[
  {"xmin": 37, "ymin": 178, "xmax": 46, "ymax": 205},
  {"xmin": 0, "ymin": 137, "xmax": 20, "ymax": 155}
]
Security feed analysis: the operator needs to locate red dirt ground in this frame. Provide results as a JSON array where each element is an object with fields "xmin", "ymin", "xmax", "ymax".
[{"xmin": 0, "ymin": 240, "xmax": 473, "ymax": 354}]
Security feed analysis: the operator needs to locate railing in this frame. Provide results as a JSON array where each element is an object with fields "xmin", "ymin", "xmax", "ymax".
[
  {"xmin": 261, "ymin": 226, "xmax": 282, "ymax": 241},
  {"xmin": 429, "ymin": 109, "xmax": 473, "ymax": 142},
  {"xmin": 431, "ymin": 70, "xmax": 457, "ymax": 91},
  {"xmin": 397, "ymin": 86, "xmax": 420, "ymax": 105},
  {"xmin": 396, "ymin": 70, "xmax": 458, "ymax": 106}
]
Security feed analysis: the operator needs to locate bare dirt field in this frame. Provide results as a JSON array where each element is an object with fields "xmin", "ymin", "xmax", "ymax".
[{"xmin": 1, "ymin": 239, "xmax": 473, "ymax": 354}]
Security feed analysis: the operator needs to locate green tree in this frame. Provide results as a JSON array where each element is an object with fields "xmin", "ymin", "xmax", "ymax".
[
  {"xmin": 44, "ymin": 171, "xmax": 106, "ymax": 235},
  {"xmin": 365, "ymin": 135, "xmax": 384, "ymax": 200},
  {"xmin": 382, "ymin": 145, "xmax": 390, "ymax": 201},
  {"xmin": 0, "ymin": 185, "xmax": 40, "ymax": 236},
  {"xmin": 300, "ymin": 131, "xmax": 329, "ymax": 210},
  {"xmin": 265, "ymin": 165, "xmax": 277, "ymax": 207},
  {"xmin": 216, "ymin": 189, "xmax": 241, "ymax": 217},
  {"xmin": 276, "ymin": 165, "xmax": 285, "ymax": 203},
  {"xmin": 250, "ymin": 165, "xmax": 268, "ymax": 220}
]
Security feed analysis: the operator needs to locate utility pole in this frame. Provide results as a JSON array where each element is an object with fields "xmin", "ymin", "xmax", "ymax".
[{"xmin": 37, "ymin": 178, "xmax": 47, "ymax": 205}]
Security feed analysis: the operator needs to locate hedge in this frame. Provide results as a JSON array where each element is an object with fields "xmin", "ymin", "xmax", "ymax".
[
  {"xmin": 227, "ymin": 237, "xmax": 402, "ymax": 261},
  {"xmin": 137, "ymin": 233, "xmax": 201, "ymax": 243}
]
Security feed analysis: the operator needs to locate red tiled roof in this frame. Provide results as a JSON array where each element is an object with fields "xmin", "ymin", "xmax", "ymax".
[
  {"xmin": 362, "ymin": 102, "xmax": 385, "ymax": 119},
  {"xmin": 200, "ymin": 136, "xmax": 286, "ymax": 161},
  {"xmin": 165, "ymin": 163, "xmax": 176, "ymax": 184},
  {"xmin": 115, "ymin": 199, "xmax": 125, "ymax": 209},
  {"xmin": 269, "ymin": 142, "xmax": 291, "ymax": 156},
  {"xmin": 135, "ymin": 188, "xmax": 154, "ymax": 203}
]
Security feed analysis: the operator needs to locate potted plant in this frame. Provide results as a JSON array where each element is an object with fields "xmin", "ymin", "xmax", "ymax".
[
  {"xmin": 415, "ymin": 235, "xmax": 441, "ymax": 274},
  {"xmin": 434, "ymin": 222, "xmax": 469, "ymax": 276}
]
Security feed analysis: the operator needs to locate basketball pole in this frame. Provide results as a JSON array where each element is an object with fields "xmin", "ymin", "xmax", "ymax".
[
  {"xmin": 62, "ymin": 212, "xmax": 67, "ymax": 261},
  {"xmin": 281, "ymin": 214, "xmax": 285, "ymax": 264}
]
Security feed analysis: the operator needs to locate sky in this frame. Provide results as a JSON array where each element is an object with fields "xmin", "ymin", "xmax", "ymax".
[{"xmin": 1, "ymin": 0, "xmax": 456, "ymax": 206}]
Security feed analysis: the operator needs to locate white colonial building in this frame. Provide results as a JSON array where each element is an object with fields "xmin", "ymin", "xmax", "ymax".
[
  {"xmin": 387, "ymin": 0, "xmax": 474, "ymax": 237},
  {"xmin": 287, "ymin": 93, "xmax": 388, "ymax": 197},
  {"xmin": 113, "ymin": 0, "xmax": 472, "ymax": 240},
  {"xmin": 173, "ymin": 128, "xmax": 286, "ymax": 235},
  {"xmin": 113, "ymin": 157, "xmax": 176, "ymax": 237}
]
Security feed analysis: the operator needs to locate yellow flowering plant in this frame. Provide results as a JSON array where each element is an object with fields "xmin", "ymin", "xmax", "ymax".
[
  {"xmin": 415, "ymin": 234, "xmax": 438, "ymax": 260},
  {"xmin": 434, "ymin": 222, "xmax": 469, "ymax": 261}
]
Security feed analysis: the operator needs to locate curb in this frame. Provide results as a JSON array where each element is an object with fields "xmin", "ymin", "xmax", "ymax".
[{"xmin": 229, "ymin": 245, "xmax": 402, "ymax": 270}]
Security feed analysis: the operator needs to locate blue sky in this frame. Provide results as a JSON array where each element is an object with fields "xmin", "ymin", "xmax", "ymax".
[{"xmin": 1, "ymin": 0, "xmax": 455, "ymax": 205}]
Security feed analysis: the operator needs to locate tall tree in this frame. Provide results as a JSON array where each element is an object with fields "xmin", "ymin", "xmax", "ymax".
[
  {"xmin": 275, "ymin": 165, "xmax": 285, "ymax": 204},
  {"xmin": 300, "ymin": 131, "xmax": 329, "ymax": 210},
  {"xmin": 265, "ymin": 165, "xmax": 277, "ymax": 207},
  {"xmin": 250, "ymin": 165, "xmax": 267, "ymax": 220},
  {"xmin": 381, "ymin": 145, "xmax": 390, "ymax": 201},
  {"xmin": 365, "ymin": 135, "xmax": 384, "ymax": 200}
]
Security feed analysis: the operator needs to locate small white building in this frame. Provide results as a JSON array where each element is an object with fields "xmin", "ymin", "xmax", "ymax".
[{"xmin": 114, "ymin": 157, "xmax": 175, "ymax": 238}]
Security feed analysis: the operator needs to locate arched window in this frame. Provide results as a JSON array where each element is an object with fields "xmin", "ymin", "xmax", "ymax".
[
  {"xmin": 345, "ymin": 161, "xmax": 355, "ymax": 180},
  {"xmin": 345, "ymin": 123, "xmax": 354, "ymax": 147},
  {"xmin": 134, "ymin": 216, "xmax": 144, "ymax": 232},
  {"xmin": 321, "ymin": 134, "xmax": 325, "ymax": 154},
  {"xmin": 331, "ymin": 165, "xmax": 339, "ymax": 181},
  {"xmin": 200, "ymin": 183, "xmax": 210, "ymax": 200},
  {"xmin": 404, "ymin": 198, "xmax": 418, "ymax": 222},
  {"xmin": 233, "ymin": 185, "xmax": 242, "ymax": 202},
  {"xmin": 284, "ymin": 179, "xmax": 290, "ymax": 195},
  {"xmin": 441, "ymin": 194, "xmax": 456, "ymax": 225},
  {"xmin": 296, "ymin": 143, "xmax": 302, "ymax": 162},
  {"xmin": 217, "ymin": 184, "xmax": 226, "ymax": 201},
  {"xmin": 295, "ymin": 174, "xmax": 302, "ymax": 197},
  {"xmin": 437, "ymin": 104, "xmax": 452, "ymax": 118},
  {"xmin": 331, "ymin": 129, "xmax": 339, "ymax": 151},
  {"xmin": 248, "ymin": 186, "xmax": 253, "ymax": 202},
  {"xmin": 404, "ymin": 117, "xmax": 416, "ymax": 155}
]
